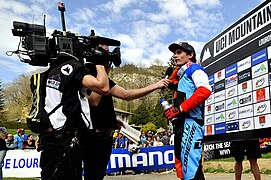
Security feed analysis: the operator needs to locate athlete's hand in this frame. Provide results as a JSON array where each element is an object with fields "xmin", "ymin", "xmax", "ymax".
[{"xmin": 163, "ymin": 107, "xmax": 180, "ymax": 120}]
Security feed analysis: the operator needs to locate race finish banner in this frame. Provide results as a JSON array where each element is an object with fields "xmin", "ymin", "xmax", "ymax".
[{"xmin": 200, "ymin": 0, "xmax": 271, "ymax": 142}]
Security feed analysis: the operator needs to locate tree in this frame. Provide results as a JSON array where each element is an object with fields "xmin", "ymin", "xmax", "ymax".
[
  {"xmin": 151, "ymin": 99, "xmax": 168, "ymax": 130},
  {"xmin": 141, "ymin": 122, "xmax": 156, "ymax": 133},
  {"xmin": 3, "ymin": 74, "xmax": 32, "ymax": 121},
  {"xmin": 129, "ymin": 104, "xmax": 154, "ymax": 125}
]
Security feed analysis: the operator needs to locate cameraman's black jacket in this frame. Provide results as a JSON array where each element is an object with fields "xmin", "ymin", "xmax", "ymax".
[{"xmin": 45, "ymin": 59, "xmax": 92, "ymax": 132}]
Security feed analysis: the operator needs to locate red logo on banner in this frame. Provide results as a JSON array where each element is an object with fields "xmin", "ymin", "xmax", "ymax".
[
  {"xmin": 256, "ymin": 89, "xmax": 266, "ymax": 102},
  {"xmin": 259, "ymin": 116, "xmax": 266, "ymax": 126},
  {"xmin": 207, "ymin": 106, "xmax": 211, "ymax": 112},
  {"xmin": 218, "ymin": 71, "xmax": 221, "ymax": 79},
  {"xmin": 206, "ymin": 125, "xmax": 213, "ymax": 135},
  {"xmin": 242, "ymin": 82, "xmax": 247, "ymax": 92}
]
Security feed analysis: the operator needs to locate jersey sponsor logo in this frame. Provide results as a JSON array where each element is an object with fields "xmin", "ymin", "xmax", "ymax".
[
  {"xmin": 47, "ymin": 79, "xmax": 61, "ymax": 89},
  {"xmin": 61, "ymin": 64, "xmax": 73, "ymax": 76}
]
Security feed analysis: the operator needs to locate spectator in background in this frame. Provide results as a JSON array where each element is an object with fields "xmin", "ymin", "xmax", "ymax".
[
  {"xmin": 169, "ymin": 133, "xmax": 175, "ymax": 145},
  {"xmin": 5, "ymin": 134, "xmax": 18, "ymax": 149},
  {"xmin": 22, "ymin": 134, "xmax": 36, "ymax": 149},
  {"xmin": 139, "ymin": 132, "xmax": 147, "ymax": 147},
  {"xmin": 162, "ymin": 132, "xmax": 170, "ymax": 145},
  {"xmin": 114, "ymin": 132, "xmax": 128, "ymax": 148},
  {"xmin": 13, "ymin": 128, "xmax": 24, "ymax": 149},
  {"xmin": 232, "ymin": 140, "xmax": 261, "ymax": 180},
  {"xmin": 145, "ymin": 136, "xmax": 153, "ymax": 147},
  {"xmin": 153, "ymin": 135, "xmax": 163, "ymax": 147},
  {"xmin": 0, "ymin": 127, "xmax": 8, "ymax": 180}
]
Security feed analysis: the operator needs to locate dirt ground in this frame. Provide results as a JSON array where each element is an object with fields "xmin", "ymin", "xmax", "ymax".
[
  {"xmin": 204, "ymin": 158, "xmax": 271, "ymax": 172},
  {"xmin": 104, "ymin": 158, "xmax": 271, "ymax": 180},
  {"xmin": 104, "ymin": 173, "xmax": 271, "ymax": 180}
]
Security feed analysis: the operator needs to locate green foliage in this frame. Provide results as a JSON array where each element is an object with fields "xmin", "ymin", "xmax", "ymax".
[
  {"xmin": 130, "ymin": 104, "xmax": 154, "ymax": 125},
  {"xmin": 262, "ymin": 152, "xmax": 271, "ymax": 159},
  {"xmin": 141, "ymin": 122, "xmax": 157, "ymax": 133},
  {"xmin": 0, "ymin": 121, "xmax": 29, "ymax": 130}
]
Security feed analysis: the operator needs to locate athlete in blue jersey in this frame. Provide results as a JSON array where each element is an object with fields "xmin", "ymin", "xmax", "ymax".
[{"xmin": 164, "ymin": 42, "xmax": 211, "ymax": 180}]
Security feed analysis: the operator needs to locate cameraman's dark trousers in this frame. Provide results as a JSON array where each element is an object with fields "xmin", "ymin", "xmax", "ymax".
[
  {"xmin": 39, "ymin": 129, "xmax": 82, "ymax": 180},
  {"xmin": 82, "ymin": 129, "xmax": 113, "ymax": 180}
]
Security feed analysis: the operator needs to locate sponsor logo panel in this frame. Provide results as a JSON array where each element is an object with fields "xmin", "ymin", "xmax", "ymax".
[
  {"xmin": 238, "ymin": 68, "xmax": 251, "ymax": 84},
  {"xmin": 237, "ymin": 56, "xmax": 251, "ymax": 73},
  {"xmin": 268, "ymin": 58, "xmax": 271, "ymax": 72},
  {"xmin": 252, "ymin": 73, "xmax": 269, "ymax": 90},
  {"xmin": 226, "ymin": 109, "xmax": 238, "ymax": 121},
  {"xmin": 214, "ymin": 90, "xmax": 225, "ymax": 102},
  {"xmin": 225, "ymin": 74, "xmax": 238, "ymax": 88},
  {"xmin": 238, "ymin": 92, "xmax": 252, "ymax": 107},
  {"xmin": 205, "ymin": 115, "xmax": 215, "ymax": 125},
  {"xmin": 268, "ymin": 46, "xmax": 271, "ymax": 60},
  {"xmin": 254, "ymin": 114, "xmax": 271, "ymax": 129},
  {"xmin": 239, "ymin": 105, "xmax": 253, "ymax": 119},
  {"xmin": 214, "ymin": 69, "xmax": 225, "ymax": 83},
  {"xmin": 205, "ymin": 125, "xmax": 214, "ymax": 136},
  {"xmin": 209, "ymin": 74, "xmax": 214, "ymax": 85},
  {"xmin": 215, "ymin": 122, "xmax": 226, "ymax": 135},
  {"xmin": 239, "ymin": 118, "xmax": 254, "ymax": 131},
  {"xmin": 215, "ymin": 101, "xmax": 225, "ymax": 113},
  {"xmin": 215, "ymin": 112, "xmax": 226, "ymax": 123},
  {"xmin": 205, "ymin": 104, "xmax": 214, "ymax": 115},
  {"xmin": 226, "ymin": 121, "xmax": 239, "ymax": 133},
  {"xmin": 226, "ymin": 85, "xmax": 238, "ymax": 99},
  {"xmin": 226, "ymin": 97, "xmax": 238, "ymax": 110},
  {"xmin": 253, "ymin": 87, "xmax": 270, "ymax": 103},
  {"xmin": 238, "ymin": 80, "xmax": 252, "ymax": 95},
  {"xmin": 253, "ymin": 100, "xmax": 271, "ymax": 116},
  {"xmin": 226, "ymin": 63, "xmax": 237, "ymax": 78},
  {"xmin": 205, "ymin": 94, "xmax": 214, "ymax": 106},
  {"xmin": 214, "ymin": 80, "xmax": 225, "ymax": 93},
  {"xmin": 252, "ymin": 61, "xmax": 268, "ymax": 78},
  {"xmin": 251, "ymin": 48, "xmax": 267, "ymax": 66}
]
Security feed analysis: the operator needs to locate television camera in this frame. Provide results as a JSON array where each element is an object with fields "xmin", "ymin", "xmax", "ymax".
[{"xmin": 8, "ymin": 2, "xmax": 121, "ymax": 67}]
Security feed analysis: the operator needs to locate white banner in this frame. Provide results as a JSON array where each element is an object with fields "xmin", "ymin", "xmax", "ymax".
[{"xmin": 2, "ymin": 149, "xmax": 41, "ymax": 177}]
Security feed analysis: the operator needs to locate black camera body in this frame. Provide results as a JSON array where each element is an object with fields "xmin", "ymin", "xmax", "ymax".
[{"xmin": 10, "ymin": 2, "xmax": 121, "ymax": 67}]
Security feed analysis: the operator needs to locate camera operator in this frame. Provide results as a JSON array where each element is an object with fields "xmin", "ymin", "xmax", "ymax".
[
  {"xmin": 39, "ymin": 55, "xmax": 109, "ymax": 180},
  {"xmin": 82, "ymin": 44, "xmax": 169, "ymax": 180}
]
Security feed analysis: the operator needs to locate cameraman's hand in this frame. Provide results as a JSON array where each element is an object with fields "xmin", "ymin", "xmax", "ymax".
[
  {"xmin": 163, "ymin": 106, "xmax": 180, "ymax": 120},
  {"xmin": 92, "ymin": 55, "xmax": 107, "ymax": 66}
]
